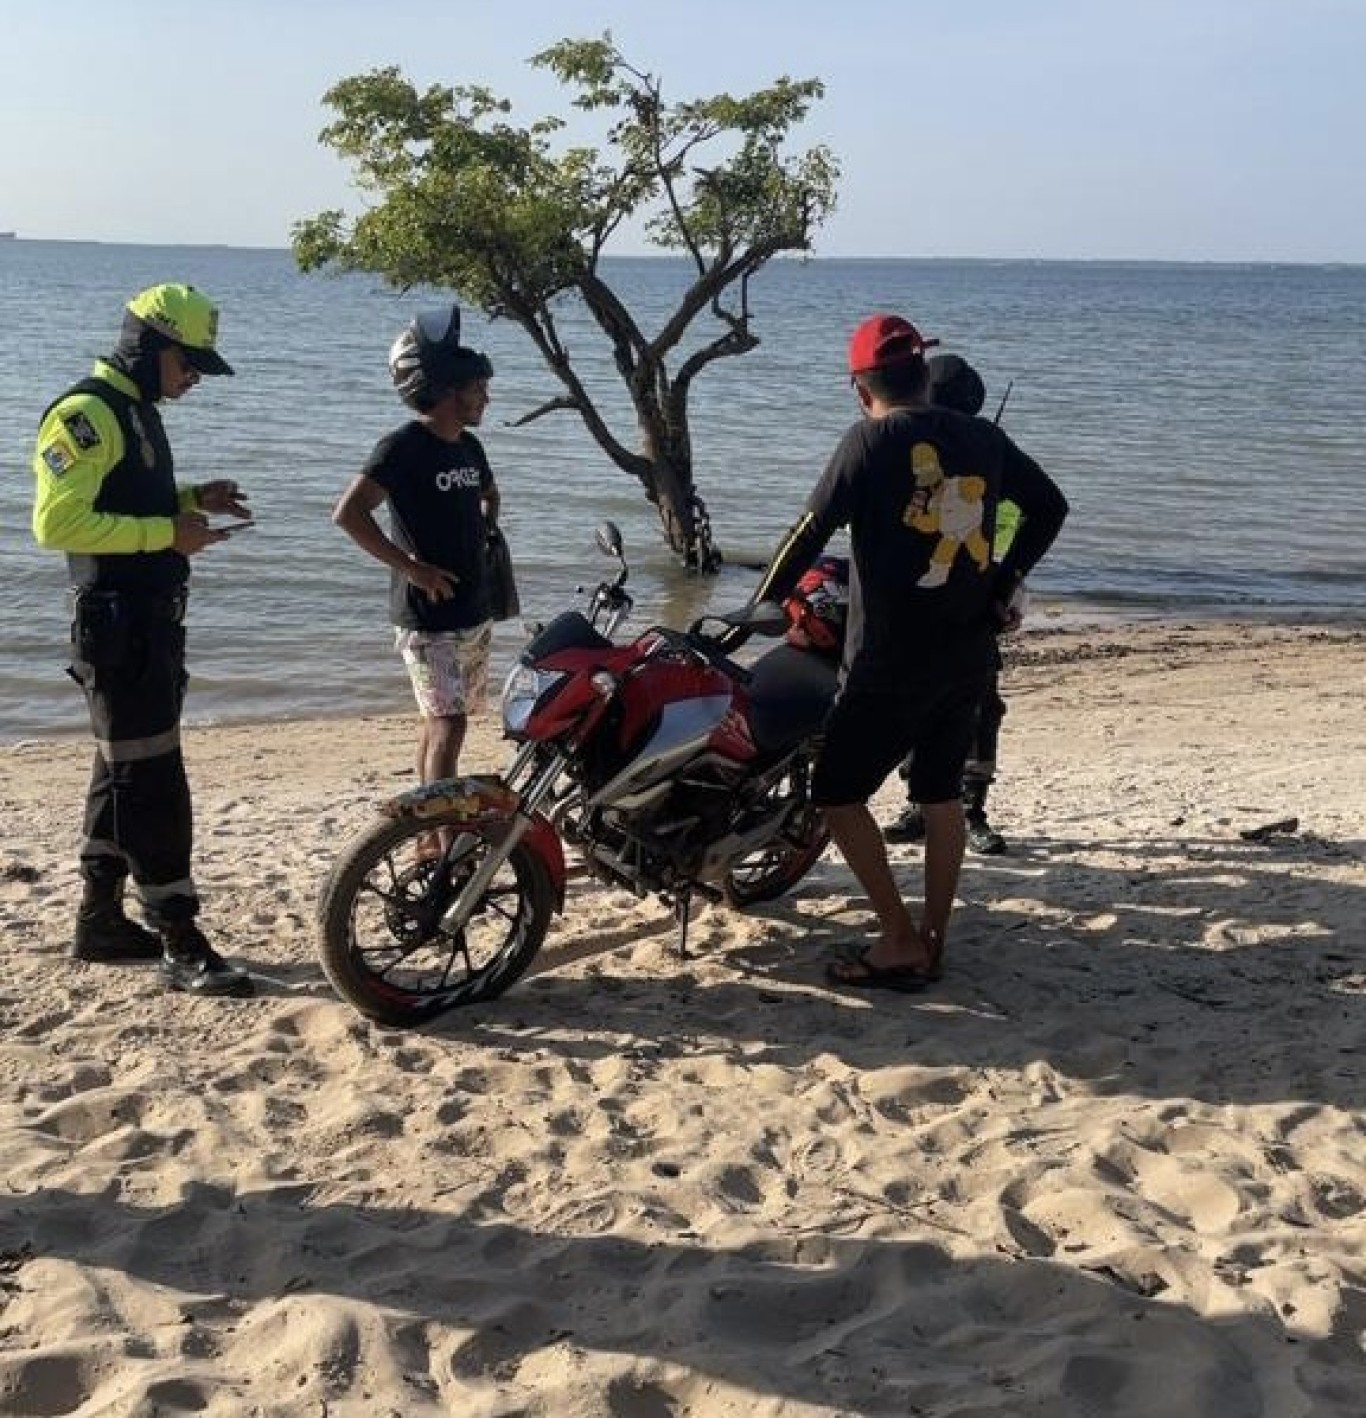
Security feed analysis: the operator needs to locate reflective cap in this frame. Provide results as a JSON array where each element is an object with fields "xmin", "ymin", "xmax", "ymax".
[
  {"xmin": 847, "ymin": 313, "xmax": 939, "ymax": 375},
  {"xmin": 126, "ymin": 284, "xmax": 234, "ymax": 375}
]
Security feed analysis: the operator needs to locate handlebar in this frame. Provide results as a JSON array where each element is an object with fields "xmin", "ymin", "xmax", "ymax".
[
  {"xmin": 686, "ymin": 599, "xmax": 789, "ymax": 649},
  {"xmin": 583, "ymin": 571, "xmax": 634, "ymax": 640},
  {"xmin": 574, "ymin": 558, "xmax": 787, "ymax": 676},
  {"xmin": 673, "ymin": 600, "xmax": 787, "ymax": 684}
]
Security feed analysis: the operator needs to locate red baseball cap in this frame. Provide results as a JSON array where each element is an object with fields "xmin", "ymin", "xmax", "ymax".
[{"xmin": 847, "ymin": 313, "xmax": 939, "ymax": 374}]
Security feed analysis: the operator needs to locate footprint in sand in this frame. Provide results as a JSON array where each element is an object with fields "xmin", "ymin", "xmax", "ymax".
[
  {"xmin": 28, "ymin": 1087, "xmax": 146, "ymax": 1144},
  {"xmin": 0, "ymin": 1352, "xmax": 91, "ymax": 1416},
  {"xmin": 1096, "ymin": 1134, "xmax": 1245, "ymax": 1234},
  {"xmin": 715, "ymin": 1164, "xmax": 765, "ymax": 1210},
  {"xmin": 25, "ymin": 1062, "xmax": 112, "ymax": 1105},
  {"xmin": 860, "ymin": 1069, "xmax": 972, "ymax": 1125},
  {"xmin": 1307, "ymin": 1172, "xmax": 1365, "ymax": 1220}
]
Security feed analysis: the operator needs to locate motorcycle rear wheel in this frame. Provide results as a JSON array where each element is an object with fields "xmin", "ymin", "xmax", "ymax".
[
  {"xmin": 318, "ymin": 814, "xmax": 554, "ymax": 1026},
  {"xmin": 723, "ymin": 801, "xmax": 829, "ymax": 907}
]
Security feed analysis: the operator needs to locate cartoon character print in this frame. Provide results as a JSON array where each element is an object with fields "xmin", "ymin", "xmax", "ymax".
[
  {"xmin": 904, "ymin": 442, "xmax": 944, "ymax": 531},
  {"xmin": 901, "ymin": 441, "xmax": 991, "ymax": 588}
]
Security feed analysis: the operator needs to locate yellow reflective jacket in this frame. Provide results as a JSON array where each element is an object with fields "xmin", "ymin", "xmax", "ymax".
[{"xmin": 32, "ymin": 360, "xmax": 199, "ymax": 557}]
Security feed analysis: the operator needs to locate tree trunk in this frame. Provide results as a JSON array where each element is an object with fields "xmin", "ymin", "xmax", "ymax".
[{"xmin": 639, "ymin": 433, "xmax": 720, "ymax": 573}]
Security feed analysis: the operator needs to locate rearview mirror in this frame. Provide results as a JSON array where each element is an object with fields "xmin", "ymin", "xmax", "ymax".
[{"xmin": 595, "ymin": 521, "xmax": 624, "ymax": 560}]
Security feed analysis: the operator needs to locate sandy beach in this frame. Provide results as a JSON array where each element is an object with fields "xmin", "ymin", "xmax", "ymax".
[{"xmin": 1, "ymin": 620, "xmax": 1363, "ymax": 1417}]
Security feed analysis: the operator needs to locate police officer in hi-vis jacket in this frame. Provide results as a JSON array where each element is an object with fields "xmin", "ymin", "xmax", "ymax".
[{"xmin": 31, "ymin": 284, "xmax": 254, "ymax": 997}]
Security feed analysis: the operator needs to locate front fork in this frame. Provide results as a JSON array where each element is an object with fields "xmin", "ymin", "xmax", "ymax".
[{"xmin": 431, "ymin": 746, "xmax": 569, "ymax": 934}]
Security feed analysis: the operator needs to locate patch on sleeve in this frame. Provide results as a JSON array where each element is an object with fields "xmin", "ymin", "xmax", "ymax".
[
  {"xmin": 62, "ymin": 410, "xmax": 102, "ymax": 450},
  {"xmin": 41, "ymin": 439, "xmax": 77, "ymax": 476}
]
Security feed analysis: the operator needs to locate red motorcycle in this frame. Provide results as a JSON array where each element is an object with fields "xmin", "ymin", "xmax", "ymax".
[{"xmin": 317, "ymin": 522, "xmax": 836, "ymax": 1025}]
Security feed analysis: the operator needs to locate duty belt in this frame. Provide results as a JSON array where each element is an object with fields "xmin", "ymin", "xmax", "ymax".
[{"xmin": 70, "ymin": 586, "xmax": 189, "ymax": 625}]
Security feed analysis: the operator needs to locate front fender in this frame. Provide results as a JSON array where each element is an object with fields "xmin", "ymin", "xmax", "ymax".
[
  {"xmin": 380, "ymin": 775, "xmax": 567, "ymax": 913},
  {"xmin": 381, "ymin": 774, "xmax": 520, "ymax": 823},
  {"xmin": 521, "ymin": 815, "xmax": 568, "ymax": 913}
]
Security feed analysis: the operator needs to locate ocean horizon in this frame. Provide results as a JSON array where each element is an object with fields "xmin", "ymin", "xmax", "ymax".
[{"xmin": 10, "ymin": 234, "xmax": 1366, "ymax": 276}]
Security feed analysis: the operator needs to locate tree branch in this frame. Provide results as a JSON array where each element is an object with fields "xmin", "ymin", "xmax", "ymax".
[
  {"xmin": 668, "ymin": 327, "xmax": 760, "ymax": 422},
  {"xmin": 504, "ymin": 396, "xmax": 578, "ymax": 427},
  {"xmin": 502, "ymin": 289, "xmax": 652, "ymax": 481}
]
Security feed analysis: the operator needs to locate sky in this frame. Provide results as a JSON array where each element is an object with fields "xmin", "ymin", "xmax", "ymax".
[{"xmin": 2, "ymin": 0, "xmax": 1363, "ymax": 263}]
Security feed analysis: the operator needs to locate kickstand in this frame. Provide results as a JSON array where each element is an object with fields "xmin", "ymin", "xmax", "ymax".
[{"xmin": 672, "ymin": 890, "xmax": 692, "ymax": 958}]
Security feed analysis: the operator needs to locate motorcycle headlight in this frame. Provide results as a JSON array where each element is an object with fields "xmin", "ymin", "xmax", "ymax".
[{"xmin": 501, "ymin": 665, "xmax": 569, "ymax": 737}]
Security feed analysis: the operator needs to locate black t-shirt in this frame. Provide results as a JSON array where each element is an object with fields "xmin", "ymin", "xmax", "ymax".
[
  {"xmin": 802, "ymin": 407, "xmax": 1067, "ymax": 682},
  {"xmin": 362, "ymin": 421, "xmax": 496, "ymax": 632}
]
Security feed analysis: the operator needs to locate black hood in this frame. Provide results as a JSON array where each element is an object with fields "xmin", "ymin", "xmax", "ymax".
[
  {"xmin": 106, "ymin": 309, "xmax": 175, "ymax": 402},
  {"xmin": 926, "ymin": 353, "xmax": 986, "ymax": 418}
]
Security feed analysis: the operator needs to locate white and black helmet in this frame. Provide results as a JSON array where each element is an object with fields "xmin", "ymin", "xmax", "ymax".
[{"xmin": 388, "ymin": 306, "xmax": 493, "ymax": 412}]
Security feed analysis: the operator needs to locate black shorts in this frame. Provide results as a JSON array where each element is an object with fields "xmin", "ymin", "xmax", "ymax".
[{"xmin": 811, "ymin": 665, "xmax": 993, "ymax": 808}]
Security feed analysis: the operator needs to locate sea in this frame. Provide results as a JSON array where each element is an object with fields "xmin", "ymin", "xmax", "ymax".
[{"xmin": 2, "ymin": 240, "xmax": 1363, "ymax": 745}]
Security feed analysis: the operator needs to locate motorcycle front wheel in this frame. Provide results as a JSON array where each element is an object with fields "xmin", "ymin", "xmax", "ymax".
[{"xmin": 318, "ymin": 814, "xmax": 554, "ymax": 1026}]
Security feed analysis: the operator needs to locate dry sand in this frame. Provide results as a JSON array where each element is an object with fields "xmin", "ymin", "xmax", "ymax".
[{"xmin": 1, "ymin": 621, "xmax": 1363, "ymax": 1416}]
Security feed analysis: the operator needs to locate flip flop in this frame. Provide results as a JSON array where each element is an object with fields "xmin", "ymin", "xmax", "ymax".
[{"xmin": 825, "ymin": 948, "xmax": 935, "ymax": 994}]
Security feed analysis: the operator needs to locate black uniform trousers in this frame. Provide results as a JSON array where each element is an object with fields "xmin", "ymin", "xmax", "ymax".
[
  {"xmin": 964, "ymin": 671, "xmax": 1007, "ymax": 784},
  {"xmin": 68, "ymin": 589, "xmax": 198, "ymax": 926},
  {"xmin": 897, "ymin": 641, "xmax": 1007, "ymax": 792}
]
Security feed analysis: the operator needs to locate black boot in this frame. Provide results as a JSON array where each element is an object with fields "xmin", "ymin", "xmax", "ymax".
[
  {"xmin": 884, "ymin": 803, "xmax": 927, "ymax": 844},
  {"xmin": 159, "ymin": 923, "xmax": 255, "ymax": 998},
  {"xmin": 963, "ymin": 780, "xmax": 1007, "ymax": 856},
  {"xmin": 71, "ymin": 880, "xmax": 162, "ymax": 962}
]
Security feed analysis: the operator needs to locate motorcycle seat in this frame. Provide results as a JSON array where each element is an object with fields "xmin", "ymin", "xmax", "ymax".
[{"xmin": 745, "ymin": 642, "xmax": 838, "ymax": 754}]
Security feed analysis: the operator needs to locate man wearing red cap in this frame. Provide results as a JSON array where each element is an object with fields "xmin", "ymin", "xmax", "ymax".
[{"xmin": 748, "ymin": 313, "xmax": 1068, "ymax": 990}]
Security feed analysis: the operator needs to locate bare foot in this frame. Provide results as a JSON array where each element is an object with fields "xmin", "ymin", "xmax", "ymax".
[
  {"xmin": 826, "ymin": 950, "xmax": 934, "ymax": 993},
  {"xmin": 861, "ymin": 930, "xmax": 934, "ymax": 976}
]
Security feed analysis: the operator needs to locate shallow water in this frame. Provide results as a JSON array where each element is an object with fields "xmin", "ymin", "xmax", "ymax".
[{"xmin": 2, "ymin": 243, "xmax": 1363, "ymax": 741}]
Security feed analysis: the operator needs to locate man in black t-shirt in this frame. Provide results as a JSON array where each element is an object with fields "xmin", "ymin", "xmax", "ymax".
[
  {"xmin": 886, "ymin": 352, "xmax": 1026, "ymax": 856},
  {"xmin": 749, "ymin": 313, "xmax": 1068, "ymax": 991},
  {"xmin": 333, "ymin": 308, "xmax": 501, "ymax": 808}
]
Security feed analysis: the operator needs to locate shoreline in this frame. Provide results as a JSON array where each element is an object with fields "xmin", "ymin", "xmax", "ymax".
[
  {"xmin": 4, "ymin": 614, "xmax": 1364, "ymax": 753},
  {"xmin": 2, "ymin": 618, "xmax": 1364, "ymax": 1413}
]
